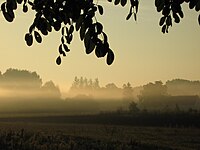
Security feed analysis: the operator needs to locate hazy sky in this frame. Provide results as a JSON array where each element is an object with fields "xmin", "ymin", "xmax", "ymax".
[{"xmin": 0, "ymin": 1, "xmax": 200, "ymax": 92}]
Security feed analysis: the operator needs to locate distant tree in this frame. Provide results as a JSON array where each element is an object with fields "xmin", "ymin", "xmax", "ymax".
[
  {"xmin": 1, "ymin": 0, "xmax": 199, "ymax": 65},
  {"xmin": 83, "ymin": 77, "xmax": 89, "ymax": 89},
  {"xmin": 0, "ymin": 68, "xmax": 42, "ymax": 89},
  {"xmin": 128, "ymin": 101, "xmax": 140, "ymax": 113},
  {"xmin": 105, "ymin": 83, "xmax": 118, "ymax": 89},
  {"xmin": 88, "ymin": 79, "xmax": 93, "ymax": 89},
  {"xmin": 79, "ymin": 76, "xmax": 84, "ymax": 89},
  {"xmin": 93, "ymin": 78, "xmax": 100, "ymax": 89},
  {"xmin": 123, "ymin": 82, "xmax": 134, "ymax": 100},
  {"xmin": 166, "ymin": 79, "xmax": 200, "ymax": 96},
  {"xmin": 71, "ymin": 76, "xmax": 79, "ymax": 89},
  {"xmin": 69, "ymin": 76, "xmax": 101, "ymax": 97},
  {"xmin": 139, "ymin": 81, "xmax": 168, "ymax": 99},
  {"xmin": 42, "ymin": 80, "xmax": 61, "ymax": 99},
  {"xmin": 71, "ymin": 76, "xmax": 100, "ymax": 90},
  {"xmin": 138, "ymin": 81, "xmax": 168, "ymax": 110}
]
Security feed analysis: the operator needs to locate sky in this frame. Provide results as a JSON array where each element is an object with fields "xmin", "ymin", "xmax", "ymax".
[{"xmin": 0, "ymin": 0, "xmax": 200, "ymax": 94}]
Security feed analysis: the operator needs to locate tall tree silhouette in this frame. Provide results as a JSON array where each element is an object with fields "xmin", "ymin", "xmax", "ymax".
[{"xmin": 1, "ymin": 0, "xmax": 199, "ymax": 64}]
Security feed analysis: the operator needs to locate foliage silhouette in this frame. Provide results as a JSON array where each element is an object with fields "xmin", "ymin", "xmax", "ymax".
[{"xmin": 1, "ymin": 0, "xmax": 199, "ymax": 65}]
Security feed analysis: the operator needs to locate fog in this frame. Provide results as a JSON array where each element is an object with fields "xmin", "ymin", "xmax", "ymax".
[{"xmin": 0, "ymin": 69, "xmax": 199, "ymax": 116}]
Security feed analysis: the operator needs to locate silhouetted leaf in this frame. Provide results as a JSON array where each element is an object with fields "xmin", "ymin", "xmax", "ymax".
[
  {"xmin": 28, "ymin": 1, "xmax": 33, "ymax": 6},
  {"xmin": 10, "ymin": 0, "xmax": 17, "ymax": 10},
  {"xmin": 121, "ymin": 0, "xmax": 127, "ymax": 7},
  {"xmin": 34, "ymin": 31, "xmax": 42, "ymax": 43},
  {"xmin": 114, "ymin": 0, "xmax": 120, "ymax": 5},
  {"xmin": 161, "ymin": 25, "xmax": 166, "ymax": 33},
  {"xmin": 96, "ymin": 22, "xmax": 103, "ymax": 34},
  {"xmin": 2, "ymin": 2, "xmax": 14, "ymax": 21},
  {"xmin": 7, "ymin": 8, "xmax": 15, "ymax": 18},
  {"xmin": 41, "ymin": 29, "xmax": 48, "ymax": 36},
  {"xmin": 178, "ymin": 10, "xmax": 184, "ymax": 18},
  {"xmin": 173, "ymin": 13, "xmax": 180, "ymax": 23},
  {"xmin": 102, "ymin": 32, "xmax": 108, "ymax": 42},
  {"xmin": 135, "ymin": 0, "xmax": 139, "ymax": 13},
  {"xmin": 25, "ymin": 33, "xmax": 33, "ymax": 46},
  {"xmin": 166, "ymin": 25, "xmax": 169, "ymax": 33},
  {"xmin": 17, "ymin": 0, "xmax": 23, "ymax": 4},
  {"xmin": 95, "ymin": 42, "xmax": 107, "ymax": 58},
  {"xmin": 155, "ymin": 0, "xmax": 161, "ymax": 7},
  {"xmin": 1, "ymin": 2, "xmax": 6, "ymax": 12},
  {"xmin": 84, "ymin": 31, "xmax": 90, "ymax": 49},
  {"xmin": 75, "ymin": 15, "xmax": 84, "ymax": 31},
  {"xmin": 6, "ymin": 0, "xmax": 17, "ymax": 10},
  {"xmin": 159, "ymin": 16, "xmax": 166, "ymax": 26},
  {"xmin": 107, "ymin": 49, "xmax": 114, "ymax": 65},
  {"xmin": 195, "ymin": 0, "xmax": 200, "ymax": 11},
  {"xmin": 156, "ymin": 0, "xmax": 164, "ymax": 12},
  {"xmin": 66, "ymin": 34, "xmax": 73, "ymax": 44},
  {"xmin": 47, "ymin": 23, "xmax": 52, "ymax": 32},
  {"xmin": 85, "ymin": 38, "xmax": 95, "ymax": 54},
  {"xmin": 63, "ymin": 44, "xmax": 70, "ymax": 52},
  {"xmin": 95, "ymin": 42, "xmax": 109, "ymax": 58},
  {"xmin": 66, "ymin": 27, "xmax": 69, "ymax": 35},
  {"xmin": 69, "ymin": 25, "xmax": 74, "ymax": 34},
  {"xmin": 130, "ymin": 0, "xmax": 135, "ymax": 6},
  {"xmin": 54, "ymin": 21, "xmax": 61, "ymax": 31},
  {"xmin": 23, "ymin": 4, "xmax": 28, "ymax": 13},
  {"xmin": 98, "ymin": 5, "xmax": 103, "ymax": 15},
  {"xmin": 189, "ymin": 0, "xmax": 198, "ymax": 9},
  {"xmin": 126, "ymin": 13, "xmax": 132, "ymax": 20},
  {"xmin": 56, "ymin": 56, "xmax": 61, "ymax": 65},
  {"xmin": 59, "ymin": 44, "xmax": 66, "ymax": 56},
  {"xmin": 162, "ymin": 7, "xmax": 170, "ymax": 16},
  {"xmin": 61, "ymin": 27, "xmax": 65, "ymax": 35},
  {"xmin": 198, "ymin": 14, "xmax": 200, "ymax": 25},
  {"xmin": 58, "ymin": 45, "xmax": 62, "ymax": 52},
  {"xmin": 3, "ymin": 11, "xmax": 14, "ymax": 22},
  {"xmin": 29, "ymin": 24, "xmax": 35, "ymax": 34},
  {"xmin": 134, "ymin": 13, "xmax": 137, "ymax": 21},
  {"xmin": 166, "ymin": 15, "xmax": 172, "ymax": 26},
  {"xmin": 61, "ymin": 36, "xmax": 65, "ymax": 44},
  {"xmin": 80, "ymin": 24, "xmax": 86, "ymax": 41},
  {"xmin": 84, "ymin": 31, "xmax": 95, "ymax": 54}
]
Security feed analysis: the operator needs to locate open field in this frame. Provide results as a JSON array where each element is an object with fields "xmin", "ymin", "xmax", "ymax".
[{"xmin": 0, "ymin": 118, "xmax": 200, "ymax": 150}]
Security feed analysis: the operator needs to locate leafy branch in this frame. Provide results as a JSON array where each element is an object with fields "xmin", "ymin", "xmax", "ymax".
[{"xmin": 1, "ymin": 0, "xmax": 199, "ymax": 65}]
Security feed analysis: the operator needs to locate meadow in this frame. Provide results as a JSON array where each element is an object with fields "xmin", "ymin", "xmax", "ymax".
[{"xmin": 0, "ymin": 115, "xmax": 200, "ymax": 150}]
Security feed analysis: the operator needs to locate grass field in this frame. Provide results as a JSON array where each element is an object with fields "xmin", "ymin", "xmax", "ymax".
[{"xmin": 0, "ymin": 119, "xmax": 200, "ymax": 150}]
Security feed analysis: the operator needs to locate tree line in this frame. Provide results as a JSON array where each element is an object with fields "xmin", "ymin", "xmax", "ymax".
[
  {"xmin": 0, "ymin": 68, "xmax": 200, "ymax": 115},
  {"xmin": 1, "ymin": 69, "xmax": 199, "ymax": 101},
  {"xmin": 0, "ymin": 69, "xmax": 200, "ymax": 112}
]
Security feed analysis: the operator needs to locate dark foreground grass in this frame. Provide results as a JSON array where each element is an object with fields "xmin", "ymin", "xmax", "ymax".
[{"xmin": 0, "ymin": 122, "xmax": 199, "ymax": 150}]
